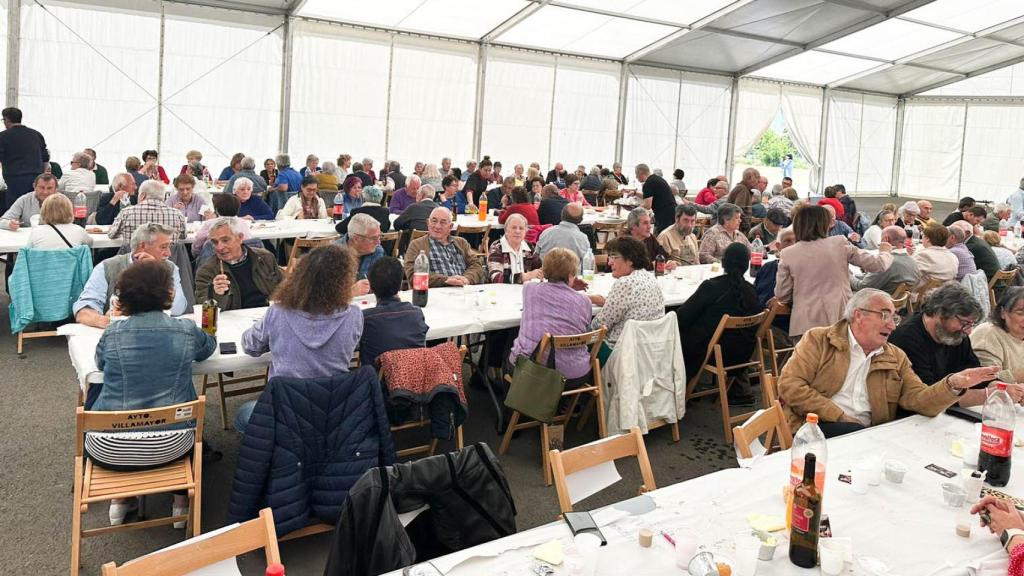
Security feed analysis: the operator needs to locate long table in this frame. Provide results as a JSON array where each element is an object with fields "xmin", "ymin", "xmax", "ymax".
[
  {"xmin": 387, "ymin": 210, "xmax": 627, "ymax": 231},
  {"xmin": 0, "ymin": 218, "xmax": 339, "ymax": 253},
  {"xmin": 60, "ymin": 265, "xmax": 735, "ymax": 390},
  {"xmin": 386, "ymin": 413, "xmax": 1017, "ymax": 575}
]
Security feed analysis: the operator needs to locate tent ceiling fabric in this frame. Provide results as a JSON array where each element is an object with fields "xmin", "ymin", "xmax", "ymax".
[{"xmin": 61, "ymin": 0, "xmax": 1024, "ymax": 96}]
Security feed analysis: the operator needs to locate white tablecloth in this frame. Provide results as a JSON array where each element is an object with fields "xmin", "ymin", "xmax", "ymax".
[
  {"xmin": 60, "ymin": 265, "xmax": 739, "ymax": 390},
  {"xmin": 387, "ymin": 210, "xmax": 625, "ymax": 231},
  {"xmin": 386, "ymin": 413, "xmax": 1017, "ymax": 576},
  {"xmin": 0, "ymin": 218, "xmax": 338, "ymax": 253}
]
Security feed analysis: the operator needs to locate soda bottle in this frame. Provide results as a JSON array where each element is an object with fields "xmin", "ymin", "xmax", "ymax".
[
  {"xmin": 749, "ymin": 237, "xmax": 764, "ymax": 275},
  {"xmin": 1014, "ymin": 220, "xmax": 1022, "ymax": 240},
  {"xmin": 979, "ymin": 382, "xmax": 1014, "ymax": 487},
  {"xmin": 478, "ymin": 195, "xmax": 488, "ymax": 221},
  {"xmin": 654, "ymin": 253, "xmax": 666, "ymax": 276},
  {"xmin": 332, "ymin": 192, "xmax": 344, "ymax": 222},
  {"xmin": 412, "ymin": 250, "xmax": 429, "ymax": 307},
  {"xmin": 74, "ymin": 192, "xmax": 88, "ymax": 226},
  {"xmin": 999, "ymin": 219, "xmax": 1010, "ymax": 238},
  {"xmin": 787, "ymin": 413, "xmax": 827, "ymax": 529},
  {"xmin": 265, "ymin": 563, "xmax": 285, "ymax": 576},
  {"xmin": 789, "ymin": 452, "xmax": 823, "ymax": 568}
]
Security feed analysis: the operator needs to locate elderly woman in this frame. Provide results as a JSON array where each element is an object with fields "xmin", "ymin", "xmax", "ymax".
[
  {"xmin": 626, "ymin": 206, "xmax": 676, "ymax": 271},
  {"xmin": 337, "ymin": 154, "xmax": 352, "ymax": 179},
  {"xmin": 336, "ymin": 184, "xmax": 389, "ymax": 235},
  {"xmin": 28, "ymin": 194, "xmax": 93, "ymax": 248},
  {"xmin": 589, "ymin": 236, "xmax": 665, "ymax": 355},
  {"xmin": 509, "ymin": 247, "xmax": 593, "ymax": 381},
  {"xmin": 141, "ymin": 149, "xmax": 169, "ymax": 184},
  {"xmin": 912, "ymin": 222, "xmax": 959, "ymax": 290},
  {"xmin": 498, "ymin": 186, "xmax": 540, "ymax": 226},
  {"xmin": 260, "ymin": 157, "xmax": 277, "ymax": 186},
  {"xmin": 300, "ymin": 154, "xmax": 320, "ymax": 177},
  {"xmin": 896, "ymin": 200, "xmax": 921, "ymax": 230},
  {"xmin": 317, "ymin": 160, "xmax": 341, "ymax": 192},
  {"xmin": 487, "ymin": 213, "xmax": 543, "ymax": 284},
  {"xmin": 421, "ymin": 163, "xmax": 443, "ymax": 190},
  {"xmin": 777, "ymin": 204, "xmax": 892, "ymax": 337},
  {"xmin": 180, "ymin": 150, "xmax": 212, "ymax": 181},
  {"xmin": 217, "ymin": 152, "xmax": 244, "ymax": 182},
  {"xmin": 340, "ymin": 175, "xmax": 364, "ymax": 216},
  {"xmin": 278, "ymin": 175, "xmax": 327, "ymax": 220},
  {"xmin": 167, "ymin": 173, "xmax": 210, "ymax": 223},
  {"xmin": 983, "ymin": 230, "xmax": 1017, "ymax": 269},
  {"xmin": 89, "ymin": 260, "xmax": 216, "ymax": 525},
  {"xmin": 192, "ymin": 193, "xmax": 254, "ymax": 258},
  {"xmin": 560, "ymin": 173, "xmax": 591, "ymax": 207},
  {"xmin": 698, "ymin": 203, "xmax": 750, "ymax": 263},
  {"xmin": 233, "ymin": 176, "xmax": 274, "ymax": 221},
  {"xmin": 972, "ymin": 287, "xmax": 1024, "ymax": 384},
  {"xmin": 863, "ymin": 209, "xmax": 896, "ymax": 250},
  {"xmin": 236, "ymin": 244, "xmax": 363, "ymax": 432}
]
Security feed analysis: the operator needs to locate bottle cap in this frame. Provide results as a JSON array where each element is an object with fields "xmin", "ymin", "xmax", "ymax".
[
  {"xmin": 265, "ymin": 563, "xmax": 285, "ymax": 576},
  {"xmin": 806, "ymin": 413, "xmax": 818, "ymax": 424},
  {"xmin": 997, "ymin": 382, "xmax": 1008, "ymax": 390}
]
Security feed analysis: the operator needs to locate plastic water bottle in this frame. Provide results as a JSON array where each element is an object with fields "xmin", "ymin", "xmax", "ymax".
[
  {"xmin": 581, "ymin": 251, "xmax": 595, "ymax": 282},
  {"xmin": 787, "ymin": 413, "xmax": 827, "ymax": 529},
  {"xmin": 332, "ymin": 192, "xmax": 344, "ymax": 222},
  {"xmin": 412, "ymin": 250, "xmax": 429, "ymax": 307},
  {"xmin": 979, "ymin": 382, "xmax": 1015, "ymax": 487},
  {"xmin": 1014, "ymin": 221, "xmax": 1022, "ymax": 239},
  {"xmin": 74, "ymin": 192, "xmax": 88, "ymax": 226}
]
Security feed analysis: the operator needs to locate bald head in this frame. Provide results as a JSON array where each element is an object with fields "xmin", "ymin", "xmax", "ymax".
[
  {"xmin": 951, "ymin": 219, "xmax": 974, "ymax": 240},
  {"xmin": 561, "ymin": 202, "xmax": 584, "ymax": 225},
  {"xmin": 882, "ymin": 225, "xmax": 906, "ymax": 246}
]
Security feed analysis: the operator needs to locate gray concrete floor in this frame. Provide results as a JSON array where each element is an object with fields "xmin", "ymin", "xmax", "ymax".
[{"xmin": 0, "ymin": 195, "xmax": 956, "ymax": 576}]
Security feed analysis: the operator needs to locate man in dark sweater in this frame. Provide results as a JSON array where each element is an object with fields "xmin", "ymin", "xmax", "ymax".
[
  {"xmin": 953, "ymin": 220, "xmax": 1002, "ymax": 279},
  {"xmin": 462, "ymin": 159, "xmax": 493, "ymax": 207},
  {"xmin": 635, "ymin": 163, "xmax": 675, "ymax": 233},
  {"xmin": 393, "ymin": 186, "xmax": 439, "ymax": 232},
  {"xmin": 95, "ymin": 173, "xmax": 138, "ymax": 225},
  {"xmin": 888, "ymin": 283, "xmax": 1003, "ymax": 408},
  {"xmin": 538, "ymin": 183, "xmax": 569, "ymax": 226},
  {"xmin": 0, "ymin": 107, "xmax": 49, "ymax": 213},
  {"xmin": 726, "ymin": 167, "xmax": 758, "ymax": 233}
]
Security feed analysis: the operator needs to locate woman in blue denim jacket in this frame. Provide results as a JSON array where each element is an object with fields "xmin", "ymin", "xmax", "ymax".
[{"xmin": 88, "ymin": 260, "xmax": 216, "ymax": 527}]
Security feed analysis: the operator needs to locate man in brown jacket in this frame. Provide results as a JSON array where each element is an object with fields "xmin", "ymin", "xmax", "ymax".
[
  {"xmin": 778, "ymin": 288, "xmax": 998, "ymax": 437},
  {"xmin": 195, "ymin": 217, "xmax": 283, "ymax": 310},
  {"xmin": 403, "ymin": 207, "xmax": 485, "ymax": 287},
  {"xmin": 727, "ymin": 167, "xmax": 759, "ymax": 233}
]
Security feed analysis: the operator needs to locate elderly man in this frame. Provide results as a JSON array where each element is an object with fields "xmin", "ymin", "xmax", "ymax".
[
  {"xmin": 0, "ymin": 173, "xmax": 57, "ymax": 230},
  {"xmin": 108, "ymin": 180, "xmax": 186, "ymax": 245},
  {"xmin": 269, "ymin": 153, "xmax": 302, "ymax": 212},
  {"xmin": 461, "ymin": 160, "xmax": 477, "ymax": 182},
  {"xmin": 440, "ymin": 157, "xmax": 452, "ymax": 176},
  {"xmin": 388, "ymin": 174, "xmax": 422, "ymax": 215},
  {"xmin": 953, "ymin": 219, "xmax": 1002, "ymax": 280},
  {"xmin": 633, "ymin": 163, "xmax": 674, "ymax": 233},
  {"xmin": 538, "ymin": 183, "xmax": 569, "ymax": 226},
  {"xmin": 536, "ymin": 202, "xmax": 593, "ymax": 264},
  {"xmin": 727, "ymin": 167, "xmax": 759, "ymax": 232},
  {"xmin": 778, "ymin": 288, "xmax": 997, "ymax": 437},
  {"xmin": 851, "ymin": 226, "xmax": 921, "ymax": 293},
  {"xmin": 889, "ymin": 283, "xmax": 1018, "ymax": 408},
  {"xmin": 0, "ymin": 107, "xmax": 49, "ymax": 212},
  {"xmin": 223, "ymin": 156, "xmax": 268, "ymax": 196},
  {"xmin": 393, "ymin": 183, "xmax": 439, "ymax": 231},
  {"xmin": 58, "ymin": 151, "xmax": 96, "ymax": 193},
  {"xmin": 387, "ymin": 161, "xmax": 407, "ymax": 191},
  {"xmin": 1008, "ymin": 178, "xmax": 1024, "ymax": 224},
  {"xmin": 73, "ymin": 223, "xmax": 189, "ymax": 328},
  {"xmin": 983, "ymin": 203, "xmax": 1013, "ymax": 232},
  {"xmin": 756, "ymin": 226, "xmax": 795, "ymax": 308},
  {"xmin": 822, "ymin": 203, "xmax": 863, "ymax": 248},
  {"xmin": 337, "ymin": 213, "xmax": 384, "ymax": 295},
  {"xmin": 546, "ymin": 162, "xmax": 567, "ymax": 185},
  {"xmin": 83, "ymin": 148, "xmax": 108, "ymax": 186},
  {"xmin": 95, "ymin": 173, "xmax": 138, "ymax": 225},
  {"xmin": 749, "ymin": 207, "xmax": 789, "ymax": 244},
  {"xmin": 698, "ymin": 203, "xmax": 750, "ymax": 264},
  {"xmin": 625, "ymin": 207, "xmax": 676, "ymax": 271},
  {"xmin": 194, "ymin": 217, "xmax": 282, "ymax": 310},
  {"xmin": 658, "ymin": 204, "xmax": 700, "ymax": 266},
  {"xmin": 403, "ymin": 207, "xmax": 484, "ymax": 287},
  {"xmin": 947, "ymin": 224, "xmax": 978, "ymax": 281},
  {"xmin": 916, "ymin": 200, "xmax": 935, "ymax": 225}
]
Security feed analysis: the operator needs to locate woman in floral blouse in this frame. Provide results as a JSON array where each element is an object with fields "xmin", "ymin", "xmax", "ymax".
[{"xmin": 589, "ymin": 235, "xmax": 664, "ymax": 354}]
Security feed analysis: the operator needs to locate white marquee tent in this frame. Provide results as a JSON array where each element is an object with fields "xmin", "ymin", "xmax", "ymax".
[{"xmin": 9, "ymin": 0, "xmax": 1024, "ymax": 202}]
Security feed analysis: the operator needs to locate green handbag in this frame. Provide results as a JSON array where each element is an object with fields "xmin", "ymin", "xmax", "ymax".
[{"xmin": 504, "ymin": 340, "xmax": 566, "ymax": 423}]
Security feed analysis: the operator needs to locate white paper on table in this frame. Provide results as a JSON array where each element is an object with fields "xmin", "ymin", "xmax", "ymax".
[
  {"xmin": 565, "ymin": 460, "xmax": 621, "ymax": 505},
  {"xmin": 139, "ymin": 522, "xmax": 243, "ymax": 576},
  {"xmin": 733, "ymin": 409, "xmax": 767, "ymax": 468},
  {"xmin": 431, "ymin": 523, "xmax": 568, "ymax": 574}
]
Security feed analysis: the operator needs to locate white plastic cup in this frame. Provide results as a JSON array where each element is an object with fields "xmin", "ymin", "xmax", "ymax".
[
  {"xmin": 573, "ymin": 533, "xmax": 601, "ymax": 576},
  {"xmin": 674, "ymin": 529, "xmax": 700, "ymax": 569},
  {"xmin": 963, "ymin": 437, "xmax": 980, "ymax": 467},
  {"xmin": 29, "ymin": 214, "xmax": 40, "ymax": 227},
  {"xmin": 852, "ymin": 461, "xmax": 871, "ymax": 494},
  {"xmin": 819, "ymin": 538, "xmax": 845, "ymax": 576},
  {"xmin": 193, "ymin": 304, "xmax": 203, "ymax": 328},
  {"xmin": 867, "ymin": 459, "xmax": 882, "ymax": 486},
  {"xmin": 733, "ymin": 533, "xmax": 761, "ymax": 576},
  {"xmin": 962, "ymin": 470, "xmax": 985, "ymax": 503}
]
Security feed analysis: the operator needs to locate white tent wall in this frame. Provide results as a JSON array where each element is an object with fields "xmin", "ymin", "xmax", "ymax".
[
  {"xmin": 960, "ymin": 102, "xmax": 1024, "ymax": 202},
  {"xmin": 824, "ymin": 91, "xmax": 897, "ymax": 194},
  {"xmin": 897, "ymin": 100, "xmax": 966, "ymax": 202},
  {"xmin": 674, "ymin": 72, "xmax": 731, "ymax": 187},
  {"xmin": 549, "ymin": 58, "xmax": 619, "ymax": 173},
  {"xmin": 621, "ymin": 66, "xmax": 680, "ymax": 178},
  {"xmin": 479, "ymin": 48, "xmax": 555, "ymax": 172}
]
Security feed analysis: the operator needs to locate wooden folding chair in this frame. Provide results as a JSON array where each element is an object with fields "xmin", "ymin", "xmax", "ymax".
[
  {"xmin": 499, "ymin": 328, "xmax": 607, "ymax": 486},
  {"xmin": 410, "ymin": 228, "xmax": 429, "ymax": 242},
  {"xmin": 380, "ymin": 345, "xmax": 468, "ymax": 458},
  {"xmin": 732, "ymin": 376, "xmax": 793, "ymax": 459},
  {"xmin": 760, "ymin": 300, "xmax": 795, "ymax": 379},
  {"xmin": 890, "ymin": 282, "xmax": 914, "ymax": 315},
  {"xmin": 989, "ymin": 268, "xmax": 1019, "ymax": 310},
  {"xmin": 913, "ymin": 277, "xmax": 946, "ymax": 304},
  {"xmin": 455, "ymin": 223, "xmax": 491, "ymax": 256},
  {"xmin": 72, "ymin": 398, "xmax": 206, "ymax": 576},
  {"xmin": 548, "ymin": 427, "xmax": 655, "ymax": 514},
  {"xmin": 685, "ymin": 310, "xmax": 768, "ymax": 444},
  {"xmin": 286, "ymin": 233, "xmax": 340, "ymax": 275},
  {"xmin": 100, "ymin": 507, "xmax": 280, "ymax": 576},
  {"xmin": 381, "ymin": 230, "xmax": 402, "ymax": 258},
  {"xmin": 202, "ymin": 368, "xmax": 269, "ymax": 430},
  {"xmin": 892, "ymin": 292, "xmax": 911, "ymax": 316},
  {"xmin": 593, "ymin": 221, "xmax": 623, "ymax": 254}
]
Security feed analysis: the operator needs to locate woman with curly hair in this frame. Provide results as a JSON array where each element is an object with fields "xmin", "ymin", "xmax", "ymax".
[{"xmin": 235, "ymin": 244, "xmax": 363, "ymax": 431}]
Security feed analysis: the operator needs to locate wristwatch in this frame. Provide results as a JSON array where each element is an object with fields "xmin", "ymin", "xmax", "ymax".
[{"xmin": 1001, "ymin": 528, "xmax": 1024, "ymax": 551}]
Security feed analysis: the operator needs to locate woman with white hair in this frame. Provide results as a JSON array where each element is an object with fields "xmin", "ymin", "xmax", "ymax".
[
  {"xmin": 421, "ymin": 163, "xmax": 443, "ymax": 190},
  {"xmin": 896, "ymin": 200, "xmax": 920, "ymax": 230},
  {"xmin": 486, "ymin": 213, "xmax": 542, "ymax": 284},
  {"xmin": 335, "ymin": 184, "xmax": 390, "ymax": 235}
]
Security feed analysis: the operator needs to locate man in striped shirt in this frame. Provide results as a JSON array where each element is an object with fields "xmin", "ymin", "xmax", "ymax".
[{"xmin": 108, "ymin": 179, "xmax": 186, "ymax": 247}]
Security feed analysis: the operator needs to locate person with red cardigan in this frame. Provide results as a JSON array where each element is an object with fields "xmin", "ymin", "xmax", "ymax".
[{"xmin": 498, "ymin": 186, "xmax": 540, "ymax": 226}]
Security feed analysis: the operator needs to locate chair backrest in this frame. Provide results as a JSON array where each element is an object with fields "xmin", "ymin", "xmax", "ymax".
[
  {"xmin": 535, "ymin": 327, "xmax": 606, "ymax": 370},
  {"xmin": 914, "ymin": 277, "xmax": 946, "ymax": 302},
  {"xmin": 76, "ymin": 397, "xmax": 205, "ymax": 458},
  {"xmin": 755, "ymin": 299, "xmax": 790, "ymax": 340},
  {"xmin": 892, "ymin": 292, "xmax": 911, "ymax": 315},
  {"xmin": 732, "ymin": 400, "xmax": 793, "ymax": 460},
  {"xmin": 700, "ymin": 310, "xmax": 768, "ymax": 371},
  {"xmin": 456, "ymin": 223, "xmax": 491, "ymax": 253},
  {"xmin": 410, "ymin": 229, "xmax": 429, "ymax": 243},
  {"xmin": 100, "ymin": 508, "xmax": 280, "ymax": 576},
  {"xmin": 380, "ymin": 230, "xmax": 402, "ymax": 258},
  {"xmin": 287, "ymin": 233, "xmax": 339, "ymax": 274},
  {"xmin": 549, "ymin": 427, "xmax": 655, "ymax": 514},
  {"xmin": 989, "ymin": 267, "xmax": 1019, "ymax": 308},
  {"xmin": 890, "ymin": 282, "xmax": 912, "ymax": 300}
]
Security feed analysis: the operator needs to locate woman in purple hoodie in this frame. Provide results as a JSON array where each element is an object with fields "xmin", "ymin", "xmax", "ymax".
[{"xmin": 234, "ymin": 244, "xmax": 364, "ymax": 431}]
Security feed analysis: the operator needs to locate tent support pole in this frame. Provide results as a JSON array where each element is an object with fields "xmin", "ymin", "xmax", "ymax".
[
  {"xmin": 278, "ymin": 16, "xmax": 293, "ymax": 154},
  {"xmin": 955, "ymin": 101, "xmax": 969, "ymax": 201},
  {"xmin": 614, "ymin": 62, "xmax": 628, "ymax": 164},
  {"xmin": 817, "ymin": 87, "xmax": 830, "ymax": 195},
  {"xmin": 472, "ymin": 43, "xmax": 486, "ymax": 160},
  {"xmin": 890, "ymin": 98, "xmax": 906, "ymax": 198},
  {"xmin": 6, "ymin": 0, "xmax": 19, "ymax": 107},
  {"xmin": 725, "ymin": 76, "xmax": 740, "ymax": 181}
]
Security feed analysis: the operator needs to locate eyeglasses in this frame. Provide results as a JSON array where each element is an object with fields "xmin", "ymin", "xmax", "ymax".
[
  {"xmin": 953, "ymin": 315, "xmax": 977, "ymax": 331},
  {"xmin": 353, "ymin": 232, "xmax": 381, "ymax": 243},
  {"xmin": 858, "ymin": 308, "xmax": 901, "ymax": 325},
  {"xmin": 428, "ymin": 218, "xmax": 451, "ymax": 226},
  {"xmin": 1008, "ymin": 308, "xmax": 1024, "ymax": 318}
]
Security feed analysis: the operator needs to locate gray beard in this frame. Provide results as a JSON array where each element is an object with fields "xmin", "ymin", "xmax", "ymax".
[
  {"xmin": 935, "ymin": 324, "xmax": 965, "ymax": 346},
  {"xmin": 676, "ymin": 226, "xmax": 693, "ymax": 237}
]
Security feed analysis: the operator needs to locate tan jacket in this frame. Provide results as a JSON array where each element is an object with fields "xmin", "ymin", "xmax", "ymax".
[
  {"xmin": 776, "ymin": 236, "xmax": 891, "ymax": 336},
  {"xmin": 657, "ymin": 226, "xmax": 699, "ymax": 266},
  {"xmin": 403, "ymin": 234, "xmax": 486, "ymax": 287},
  {"xmin": 778, "ymin": 320, "xmax": 961, "ymax": 432}
]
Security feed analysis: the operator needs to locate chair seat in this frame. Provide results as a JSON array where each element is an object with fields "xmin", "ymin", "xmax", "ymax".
[{"xmin": 83, "ymin": 458, "xmax": 194, "ymax": 503}]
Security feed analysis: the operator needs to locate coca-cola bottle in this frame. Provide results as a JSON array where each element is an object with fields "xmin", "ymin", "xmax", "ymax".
[
  {"xmin": 749, "ymin": 237, "xmax": 764, "ymax": 275},
  {"xmin": 74, "ymin": 191, "xmax": 88, "ymax": 226},
  {"xmin": 412, "ymin": 250, "xmax": 429, "ymax": 307},
  {"xmin": 332, "ymin": 192, "xmax": 344, "ymax": 222},
  {"xmin": 979, "ymin": 382, "xmax": 1015, "ymax": 487}
]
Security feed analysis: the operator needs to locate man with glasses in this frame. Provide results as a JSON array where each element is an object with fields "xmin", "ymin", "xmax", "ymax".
[
  {"xmin": 889, "ymin": 283, "xmax": 1023, "ymax": 408},
  {"xmin": 336, "ymin": 213, "xmax": 384, "ymax": 296},
  {"xmin": 778, "ymin": 287, "xmax": 997, "ymax": 438},
  {"xmin": 403, "ymin": 207, "xmax": 484, "ymax": 287}
]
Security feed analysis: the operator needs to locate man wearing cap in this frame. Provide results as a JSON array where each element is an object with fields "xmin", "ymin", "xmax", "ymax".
[{"xmin": 748, "ymin": 207, "xmax": 789, "ymax": 245}]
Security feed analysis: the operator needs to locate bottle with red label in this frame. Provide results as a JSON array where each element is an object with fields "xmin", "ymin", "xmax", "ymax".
[
  {"xmin": 412, "ymin": 250, "xmax": 429, "ymax": 307},
  {"xmin": 332, "ymin": 192, "xmax": 344, "ymax": 222},
  {"xmin": 749, "ymin": 237, "xmax": 764, "ymax": 275},
  {"xmin": 789, "ymin": 452, "xmax": 822, "ymax": 568},
  {"xmin": 74, "ymin": 192, "xmax": 88, "ymax": 226},
  {"xmin": 979, "ymin": 382, "xmax": 1014, "ymax": 487}
]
